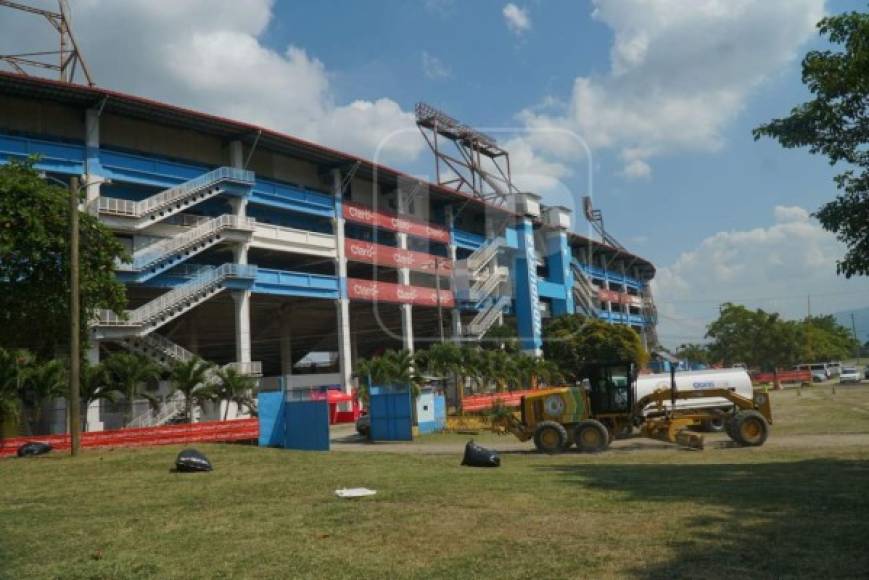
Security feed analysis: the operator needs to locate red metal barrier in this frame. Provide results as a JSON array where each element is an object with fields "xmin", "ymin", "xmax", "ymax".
[
  {"xmin": 0, "ymin": 418, "xmax": 258, "ymax": 458},
  {"xmin": 751, "ymin": 370, "xmax": 812, "ymax": 384},
  {"xmin": 462, "ymin": 389, "xmax": 539, "ymax": 413}
]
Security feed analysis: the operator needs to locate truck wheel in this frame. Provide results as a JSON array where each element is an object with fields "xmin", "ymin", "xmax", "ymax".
[
  {"xmin": 731, "ymin": 411, "xmax": 769, "ymax": 446},
  {"xmin": 703, "ymin": 416, "xmax": 726, "ymax": 433},
  {"xmin": 572, "ymin": 420, "xmax": 610, "ymax": 453},
  {"xmin": 533, "ymin": 421, "xmax": 568, "ymax": 454}
]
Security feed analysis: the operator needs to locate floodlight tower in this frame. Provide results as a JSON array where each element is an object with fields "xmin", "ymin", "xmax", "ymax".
[
  {"xmin": 0, "ymin": 0, "xmax": 94, "ymax": 86},
  {"xmin": 415, "ymin": 102, "xmax": 519, "ymax": 207}
]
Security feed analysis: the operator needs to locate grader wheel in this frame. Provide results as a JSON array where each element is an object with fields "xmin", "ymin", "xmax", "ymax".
[
  {"xmin": 730, "ymin": 411, "xmax": 769, "ymax": 447},
  {"xmin": 572, "ymin": 420, "xmax": 610, "ymax": 453},
  {"xmin": 533, "ymin": 421, "xmax": 569, "ymax": 454}
]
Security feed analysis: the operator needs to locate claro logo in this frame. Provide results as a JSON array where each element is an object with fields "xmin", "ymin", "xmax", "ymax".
[
  {"xmin": 392, "ymin": 253, "xmax": 415, "ymax": 267},
  {"xmin": 351, "ymin": 283, "xmax": 379, "ymax": 299},
  {"xmin": 397, "ymin": 287, "xmax": 418, "ymax": 301},
  {"xmin": 349, "ymin": 243, "xmax": 376, "ymax": 258},
  {"xmin": 347, "ymin": 206, "xmax": 374, "ymax": 222}
]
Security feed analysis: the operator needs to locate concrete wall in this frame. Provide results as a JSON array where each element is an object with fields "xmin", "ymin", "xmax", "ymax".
[
  {"xmin": 0, "ymin": 94, "xmax": 83, "ymax": 140},
  {"xmin": 101, "ymin": 113, "xmax": 225, "ymax": 166},
  {"xmin": 247, "ymin": 148, "xmax": 324, "ymax": 190}
]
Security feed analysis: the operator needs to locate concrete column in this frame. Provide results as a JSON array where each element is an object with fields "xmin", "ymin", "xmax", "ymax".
[
  {"xmin": 232, "ymin": 290, "xmax": 252, "ymax": 364},
  {"xmin": 601, "ymin": 254, "xmax": 613, "ymax": 323},
  {"xmin": 545, "ymin": 230, "xmax": 574, "ymax": 316},
  {"xmin": 445, "ymin": 206, "xmax": 462, "ymax": 340},
  {"xmin": 229, "ymin": 140, "xmax": 244, "ymax": 169},
  {"xmin": 397, "ymin": 191, "xmax": 414, "ymax": 353},
  {"xmin": 84, "ymin": 108, "xmax": 102, "ymax": 215},
  {"xmin": 333, "ymin": 170, "xmax": 354, "ymax": 394},
  {"xmin": 514, "ymin": 217, "xmax": 543, "ymax": 357},
  {"xmin": 233, "ymin": 242, "xmax": 248, "ymax": 265}
]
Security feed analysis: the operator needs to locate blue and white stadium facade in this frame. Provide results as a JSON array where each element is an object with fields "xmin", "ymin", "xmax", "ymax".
[{"xmin": 0, "ymin": 73, "xmax": 658, "ymax": 415}]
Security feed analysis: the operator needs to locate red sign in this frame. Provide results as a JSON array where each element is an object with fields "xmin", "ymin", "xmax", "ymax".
[
  {"xmin": 343, "ymin": 201, "xmax": 450, "ymax": 244},
  {"xmin": 345, "ymin": 239, "xmax": 452, "ymax": 274},
  {"xmin": 347, "ymin": 278, "xmax": 455, "ymax": 308}
]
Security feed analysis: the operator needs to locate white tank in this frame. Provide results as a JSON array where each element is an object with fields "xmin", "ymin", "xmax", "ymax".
[{"xmin": 635, "ymin": 368, "xmax": 754, "ymax": 413}]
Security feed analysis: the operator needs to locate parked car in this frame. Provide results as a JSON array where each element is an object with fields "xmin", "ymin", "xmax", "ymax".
[
  {"xmin": 795, "ymin": 363, "xmax": 831, "ymax": 382},
  {"xmin": 839, "ymin": 367, "xmax": 861, "ymax": 384}
]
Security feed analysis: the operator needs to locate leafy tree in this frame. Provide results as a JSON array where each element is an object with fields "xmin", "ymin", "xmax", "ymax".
[
  {"xmin": 80, "ymin": 362, "xmax": 122, "ymax": 432},
  {"xmin": 416, "ymin": 342, "xmax": 466, "ymax": 410},
  {"xmin": 481, "ymin": 323, "xmax": 519, "ymax": 352},
  {"xmin": 0, "ymin": 161, "xmax": 128, "ymax": 356},
  {"xmin": 513, "ymin": 353, "xmax": 564, "ymax": 389},
  {"xmin": 169, "ymin": 358, "xmax": 216, "ymax": 423},
  {"xmin": 212, "ymin": 366, "xmax": 257, "ymax": 420},
  {"xmin": 18, "ymin": 359, "xmax": 67, "ymax": 434},
  {"xmin": 798, "ymin": 315, "xmax": 860, "ymax": 362},
  {"xmin": 355, "ymin": 349, "xmax": 423, "ymax": 402},
  {"xmin": 675, "ymin": 343, "xmax": 711, "ymax": 366},
  {"xmin": 0, "ymin": 348, "xmax": 30, "ymax": 428},
  {"xmin": 753, "ymin": 10, "xmax": 869, "ymax": 277},
  {"xmin": 542, "ymin": 315, "xmax": 649, "ymax": 383},
  {"xmin": 706, "ymin": 304, "xmax": 802, "ymax": 386},
  {"xmin": 104, "ymin": 353, "xmax": 162, "ymax": 425}
]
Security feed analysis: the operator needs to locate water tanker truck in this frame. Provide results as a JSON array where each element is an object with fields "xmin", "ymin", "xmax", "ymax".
[{"xmin": 493, "ymin": 362, "xmax": 771, "ymax": 453}]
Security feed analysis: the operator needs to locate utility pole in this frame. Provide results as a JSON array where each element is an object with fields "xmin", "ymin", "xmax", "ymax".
[
  {"xmin": 69, "ymin": 175, "xmax": 81, "ymax": 456},
  {"xmin": 435, "ymin": 258, "xmax": 445, "ymax": 343},
  {"xmin": 851, "ymin": 313, "xmax": 859, "ymax": 341}
]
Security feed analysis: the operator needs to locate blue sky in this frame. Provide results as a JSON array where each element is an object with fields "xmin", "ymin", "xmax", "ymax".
[
  {"xmin": 2, "ymin": 0, "xmax": 867, "ymax": 345},
  {"xmin": 264, "ymin": 0, "xmax": 861, "ymax": 264}
]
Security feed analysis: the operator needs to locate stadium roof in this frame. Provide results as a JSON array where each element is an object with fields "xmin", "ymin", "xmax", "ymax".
[{"xmin": 0, "ymin": 71, "xmax": 654, "ymax": 278}]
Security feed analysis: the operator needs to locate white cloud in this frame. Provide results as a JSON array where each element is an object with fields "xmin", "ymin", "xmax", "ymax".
[
  {"xmin": 0, "ymin": 0, "xmax": 423, "ymax": 164},
  {"xmin": 422, "ymin": 51, "xmax": 451, "ymax": 80},
  {"xmin": 520, "ymin": 0, "xmax": 825, "ymax": 178},
  {"xmin": 652, "ymin": 206, "xmax": 869, "ymax": 347},
  {"xmin": 621, "ymin": 159, "xmax": 651, "ymax": 181},
  {"xmin": 773, "ymin": 205, "xmax": 811, "ymax": 223},
  {"xmin": 503, "ymin": 3, "xmax": 531, "ymax": 35}
]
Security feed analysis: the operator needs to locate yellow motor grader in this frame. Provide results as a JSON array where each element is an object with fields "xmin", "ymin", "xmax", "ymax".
[{"xmin": 493, "ymin": 363, "xmax": 772, "ymax": 453}]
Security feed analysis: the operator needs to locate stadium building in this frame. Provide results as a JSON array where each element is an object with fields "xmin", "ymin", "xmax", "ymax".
[{"xmin": 0, "ymin": 72, "xmax": 657, "ymax": 429}]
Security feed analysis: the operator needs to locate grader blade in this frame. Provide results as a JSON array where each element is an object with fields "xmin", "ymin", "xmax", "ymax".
[{"xmin": 642, "ymin": 418, "xmax": 704, "ymax": 450}]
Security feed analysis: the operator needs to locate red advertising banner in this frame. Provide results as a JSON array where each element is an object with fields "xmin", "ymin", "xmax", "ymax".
[
  {"xmin": 345, "ymin": 239, "xmax": 452, "ymax": 274},
  {"xmin": 597, "ymin": 288, "xmax": 643, "ymax": 306},
  {"xmin": 347, "ymin": 278, "xmax": 455, "ymax": 308},
  {"xmin": 343, "ymin": 201, "xmax": 450, "ymax": 244}
]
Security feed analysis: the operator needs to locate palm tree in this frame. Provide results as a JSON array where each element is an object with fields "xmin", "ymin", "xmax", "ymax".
[
  {"xmin": 169, "ymin": 358, "xmax": 215, "ymax": 423},
  {"xmin": 19, "ymin": 358, "xmax": 66, "ymax": 434},
  {"xmin": 355, "ymin": 350, "xmax": 423, "ymax": 400},
  {"xmin": 488, "ymin": 350, "xmax": 516, "ymax": 392},
  {"xmin": 418, "ymin": 342, "xmax": 465, "ymax": 411},
  {"xmin": 104, "ymin": 353, "xmax": 162, "ymax": 426},
  {"xmin": 80, "ymin": 362, "xmax": 122, "ymax": 432},
  {"xmin": 212, "ymin": 366, "xmax": 257, "ymax": 420},
  {"xmin": 0, "ymin": 348, "xmax": 28, "ymax": 428}
]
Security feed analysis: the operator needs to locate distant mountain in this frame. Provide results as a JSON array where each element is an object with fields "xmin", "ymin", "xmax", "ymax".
[{"xmin": 834, "ymin": 307, "xmax": 869, "ymax": 344}]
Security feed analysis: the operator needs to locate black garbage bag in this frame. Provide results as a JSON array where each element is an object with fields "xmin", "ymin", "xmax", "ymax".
[
  {"xmin": 175, "ymin": 448, "xmax": 213, "ymax": 473},
  {"xmin": 461, "ymin": 440, "xmax": 500, "ymax": 468},
  {"xmin": 17, "ymin": 442, "xmax": 52, "ymax": 457}
]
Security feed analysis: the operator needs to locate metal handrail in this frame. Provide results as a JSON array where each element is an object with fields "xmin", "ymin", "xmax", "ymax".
[
  {"xmin": 98, "ymin": 167, "xmax": 254, "ymax": 218},
  {"xmin": 470, "ymin": 266, "xmax": 508, "ymax": 302},
  {"xmin": 98, "ymin": 263, "xmax": 257, "ymax": 326},
  {"xmin": 467, "ymin": 296, "xmax": 511, "ymax": 336},
  {"xmin": 466, "ymin": 237, "xmax": 505, "ymax": 274},
  {"xmin": 133, "ymin": 214, "xmax": 255, "ymax": 269}
]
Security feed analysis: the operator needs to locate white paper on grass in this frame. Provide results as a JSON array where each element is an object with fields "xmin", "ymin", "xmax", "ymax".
[{"xmin": 335, "ymin": 488, "xmax": 377, "ymax": 498}]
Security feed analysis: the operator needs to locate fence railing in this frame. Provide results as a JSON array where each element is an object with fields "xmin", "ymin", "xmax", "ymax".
[
  {"xmin": 133, "ymin": 215, "xmax": 255, "ymax": 269},
  {"xmin": 98, "ymin": 263, "xmax": 257, "ymax": 327},
  {"xmin": 98, "ymin": 167, "xmax": 254, "ymax": 218}
]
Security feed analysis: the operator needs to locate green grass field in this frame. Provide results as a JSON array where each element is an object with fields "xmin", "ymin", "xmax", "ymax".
[{"xmin": 2, "ymin": 386, "xmax": 869, "ymax": 579}]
